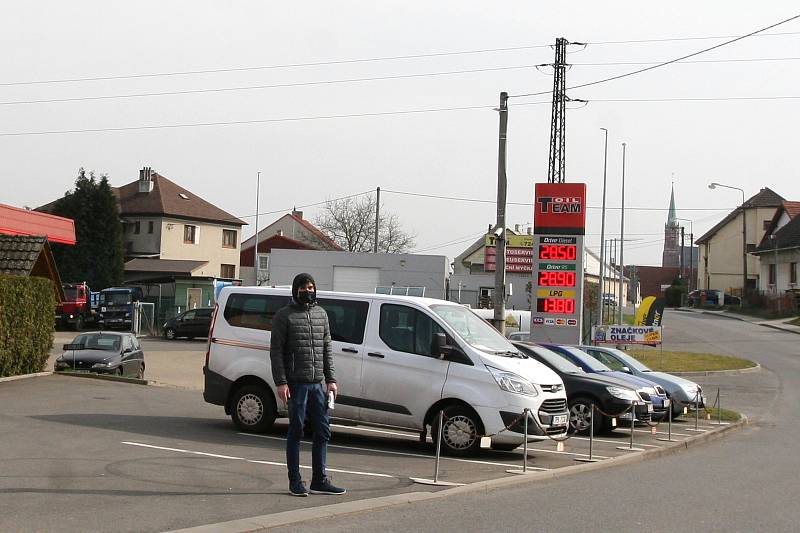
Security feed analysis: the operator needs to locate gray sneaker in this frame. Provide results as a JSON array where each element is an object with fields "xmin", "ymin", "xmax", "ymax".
[
  {"xmin": 289, "ymin": 481, "xmax": 308, "ymax": 497},
  {"xmin": 309, "ymin": 479, "xmax": 346, "ymax": 495}
]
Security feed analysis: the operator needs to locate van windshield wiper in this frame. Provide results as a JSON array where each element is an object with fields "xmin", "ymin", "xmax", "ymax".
[{"xmin": 495, "ymin": 350, "xmax": 527, "ymax": 358}]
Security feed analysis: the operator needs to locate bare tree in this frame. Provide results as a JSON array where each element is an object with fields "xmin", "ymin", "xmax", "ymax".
[{"xmin": 315, "ymin": 196, "xmax": 415, "ymax": 253}]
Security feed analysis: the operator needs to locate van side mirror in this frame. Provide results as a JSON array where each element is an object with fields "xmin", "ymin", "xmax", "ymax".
[
  {"xmin": 622, "ymin": 366, "xmax": 631, "ymax": 373},
  {"xmin": 432, "ymin": 332, "xmax": 448, "ymax": 359}
]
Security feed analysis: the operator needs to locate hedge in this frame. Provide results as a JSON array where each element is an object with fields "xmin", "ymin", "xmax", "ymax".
[{"xmin": 0, "ymin": 275, "xmax": 55, "ymax": 377}]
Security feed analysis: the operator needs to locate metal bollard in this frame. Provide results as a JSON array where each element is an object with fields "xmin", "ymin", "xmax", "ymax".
[
  {"xmin": 575, "ymin": 403, "xmax": 599, "ymax": 463},
  {"xmin": 711, "ymin": 387, "xmax": 730, "ymax": 426},
  {"xmin": 507, "ymin": 409, "xmax": 540, "ymax": 475},
  {"xmin": 410, "ymin": 410, "xmax": 464, "ymax": 486},
  {"xmin": 617, "ymin": 402, "xmax": 644, "ymax": 451},
  {"xmin": 687, "ymin": 391, "xmax": 706, "ymax": 432},
  {"xmin": 657, "ymin": 398, "xmax": 676, "ymax": 443}
]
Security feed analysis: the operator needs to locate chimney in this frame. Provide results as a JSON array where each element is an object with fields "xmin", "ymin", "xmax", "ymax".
[
  {"xmin": 514, "ymin": 224, "xmax": 520, "ymax": 233},
  {"xmin": 292, "ymin": 208, "xmax": 303, "ymax": 219},
  {"xmin": 138, "ymin": 166, "xmax": 154, "ymax": 193}
]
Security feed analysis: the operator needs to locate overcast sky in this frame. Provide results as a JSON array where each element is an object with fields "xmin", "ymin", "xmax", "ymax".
[{"xmin": 3, "ymin": 2, "xmax": 799, "ymax": 267}]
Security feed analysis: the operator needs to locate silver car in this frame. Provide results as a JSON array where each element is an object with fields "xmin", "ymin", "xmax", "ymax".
[{"xmin": 580, "ymin": 345, "xmax": 705, "ymax": 419}]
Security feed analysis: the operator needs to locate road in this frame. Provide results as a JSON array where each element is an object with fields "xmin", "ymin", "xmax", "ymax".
[{"xmin": 267, "ymin": 310, "xmax": 799, "ymax": 533}]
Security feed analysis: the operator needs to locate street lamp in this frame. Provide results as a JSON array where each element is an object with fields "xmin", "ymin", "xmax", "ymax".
[
  {"xmin": 708, "ymin": 182, "xmax": 747, "ymax": 303},
  {"xmin": 596, "ymin": 128, "xmax": 609, "ymax": 328}
]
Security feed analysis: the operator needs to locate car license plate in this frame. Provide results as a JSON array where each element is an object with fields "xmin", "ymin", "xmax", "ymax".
[
  {"xmin": 552, "ymin": 414, "xmax": 567, "ymax": 425},
  {"xmin": 647, "ymin": 404, "xmax": 654, "ymax": 413}
]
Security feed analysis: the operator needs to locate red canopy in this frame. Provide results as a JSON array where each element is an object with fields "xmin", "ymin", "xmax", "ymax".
[{"xmin": 0, "ymin": 203, "xmax": 76, "ymax": 245}]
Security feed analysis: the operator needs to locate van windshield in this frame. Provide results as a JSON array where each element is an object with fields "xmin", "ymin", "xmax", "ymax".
[
  {"xmin": 431, "ymin": 305, "xmax": 516, "ymax": 354},
  {"xmin": 100, "ymin": 291, "xmax": 131, "ymax": 306}
]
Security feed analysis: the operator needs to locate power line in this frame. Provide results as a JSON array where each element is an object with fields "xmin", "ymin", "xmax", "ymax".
[
  {"xmin": 571, "ymin": 56, "xmax": 800, "ymax": 66},
  {"xmin": 0, "ymin": 65, "xmax": 538, "ymax": 107},
  {"xmin": 510, "ymin": 13, "xmax": 800, "ymax": 98},
  {"xmin": 4, "ymin": 30, "xmax": 799, "ymax": 88},
  {"xmin": 225, "ymin": 190, "xmax": 373, "ymax": 226}
]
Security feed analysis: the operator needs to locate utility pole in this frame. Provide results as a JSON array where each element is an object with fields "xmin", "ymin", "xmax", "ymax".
[
  {"xmin": 547, "ymin": 38, "xmax": 568, "ymax": 184},
  {"xmin": 374, "ymin": 187, "xmax": 381, "ymax": 253},
  {"xmin": 680, "ymin": 226, "xmax": 685, "ymax": 280},
  {"xmin": 254, "ymin": 171, "xmax": 261, "ymax": 285},
  {"xmin": 493, "ymin": 92, "xmax": 509, "ymax": 334}
]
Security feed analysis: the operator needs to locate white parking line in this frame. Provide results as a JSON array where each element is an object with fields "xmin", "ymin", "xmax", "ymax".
[
  {"xmin": 525, "ymin": 447, "xmax": 611, "ymax": 460},
  {"xmin": 330, "ymin": 424, "xmax": 419, "ymax": 440},
  {"xmin": 238, "ymin": 433, "xmax": 544, "ymax": 470},
  {"xmin": 569, "ymin": 436, "xmax": 663, "ymax": 449},
  {"xmin": 122, "ymin": 441, "xmax": 394, "ymax": 478}
]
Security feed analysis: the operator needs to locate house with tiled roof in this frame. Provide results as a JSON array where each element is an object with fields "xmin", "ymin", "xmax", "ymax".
[
  {"xmin": 696, "ymin": 187, "xmax": 785, "ymax": 296},
  {"xmin": 117, "ymin": 167, "xmax": 246, "ymax": 281},
  {"xmin": 0, "ymin": 235, "xmax": 64, "ymax": 302},
  {"xmin": 752, "ymin": 200, "xmax": 800, "ymax": 297},
  {"xmin": 240, "ymin": 210, "xmax": 342, "ymax": 285}
]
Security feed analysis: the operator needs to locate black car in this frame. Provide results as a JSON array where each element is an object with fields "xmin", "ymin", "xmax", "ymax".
[
  {"xmin": 513, "ymin": 341, "xmax": 653, "ymax": 434},
  {"xmin": 163, "ymin": 308, "xmax": 213, "ymax": 340},
  {"xmin": 54, "ymin": 331, "xmax": 145, "ymax": 378}
]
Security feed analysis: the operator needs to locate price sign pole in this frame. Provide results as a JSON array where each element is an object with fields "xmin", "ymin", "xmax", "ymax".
[{"xmin": 530, "ymin": 183, "xmax": 587, "ymax": 345}]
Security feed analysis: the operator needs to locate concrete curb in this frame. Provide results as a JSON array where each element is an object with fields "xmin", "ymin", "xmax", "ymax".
[
  {"xmin": 0, "ymin": 372, "xmax": 52, "ymax": 383},
  {"xmin": 54, "ymin": 371, "xmax": 148, "ymax": 386},
  {"xmin": 672, "ymin": 363, "xmax": 761, "ymax": 377},
  {"xmin": 169, "ymin": 418, "xmax": 748, "ymax": 533}
]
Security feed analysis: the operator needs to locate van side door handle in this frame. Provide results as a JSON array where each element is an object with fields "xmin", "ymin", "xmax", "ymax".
[
  {"xmin": 342, "ymin": 347, "xmax": 358, "ymax": 354},
  {"xmin": 367, "ymin": 352, "xmax": 385, "ymax": 358}
]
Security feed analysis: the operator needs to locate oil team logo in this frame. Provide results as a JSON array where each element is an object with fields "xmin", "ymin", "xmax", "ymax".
[
  {"xmin": 536, "ymin": 196, "xmax": 582, "ymax": 214},
  {"xmin": 533, "ymin": 183, "xmax": 587, "ymax": 235}
]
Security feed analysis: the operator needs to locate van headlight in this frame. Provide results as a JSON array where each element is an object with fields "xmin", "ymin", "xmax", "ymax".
[
  {"xmin": 606, "ymin": 386, "xmax": 639, "ymax": 401},
  {"xmin": 486, "ymin": 366, "xmax": 538, "ymax": 397}
]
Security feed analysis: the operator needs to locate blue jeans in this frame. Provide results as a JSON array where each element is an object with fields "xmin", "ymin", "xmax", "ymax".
[{"xmin": 286, "ymin": 382, "xmax": 330, "ymax": 484}]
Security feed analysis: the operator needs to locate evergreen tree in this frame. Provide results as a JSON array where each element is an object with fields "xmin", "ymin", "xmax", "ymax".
[{"xmin": 50, "ymin": 169, "xmax": 124, "ymax": 290}]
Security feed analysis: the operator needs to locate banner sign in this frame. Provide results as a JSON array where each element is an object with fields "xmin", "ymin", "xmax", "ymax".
[
  {"xmin": 591, "ymin": 325, "xmax": 662, "ymax": 345},
  {"xmin": 485, "ymin": 246, "xmax": 534, "ymax": 273},
  {"xmin": 485, "ymin": 234, "xmax": 534, "ymax": 248}
]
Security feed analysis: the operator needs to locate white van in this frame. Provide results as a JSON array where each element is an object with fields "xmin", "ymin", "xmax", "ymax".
[{"xmin": 203, "ymin": 287, "xmax": 568, "ymax": 456}]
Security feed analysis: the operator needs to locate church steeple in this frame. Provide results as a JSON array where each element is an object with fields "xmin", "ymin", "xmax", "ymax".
[
  {"xmin": 662, "ymin": 182, "xmax": 681, "ymax": 267},
  {"xmin": 667, "ymin": 183, "xmax": 678, "ymax": 227}
]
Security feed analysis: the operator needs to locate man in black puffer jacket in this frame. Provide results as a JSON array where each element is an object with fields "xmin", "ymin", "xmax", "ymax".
[{"xmin": 270, "ymin": 273, "xmax": 345, "ymax": 497}]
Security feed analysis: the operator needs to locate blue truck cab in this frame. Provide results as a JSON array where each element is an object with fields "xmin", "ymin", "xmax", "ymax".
[{"xmin": 98, "ymin": 287, "xmax": 143, "ymax": 330}]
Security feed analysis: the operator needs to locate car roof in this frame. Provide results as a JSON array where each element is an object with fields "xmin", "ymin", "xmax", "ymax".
[{"xmin": 219, "ymin": 286, "xmax": 456, "ymax": 308}]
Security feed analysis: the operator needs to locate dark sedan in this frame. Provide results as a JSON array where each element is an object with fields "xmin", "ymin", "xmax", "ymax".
[
  {"xmin": 513, "ymin": 341, "xmax": 653, "ymax": 434},
  {"xmin": 163, "ymin": 308, "xmax": 213, "ymax": 340},
  {"xmin": 54, "ymin": 332, "xmax": 145, "ymax": 379}
]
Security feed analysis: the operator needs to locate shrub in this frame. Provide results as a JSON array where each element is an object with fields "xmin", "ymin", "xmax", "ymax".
[{"xmin": 0, "ymin": 275, "xmax": 55, "ymax": 377}]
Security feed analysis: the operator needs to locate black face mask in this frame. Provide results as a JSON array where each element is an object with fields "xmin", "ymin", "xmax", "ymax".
[{"xmin": 297, "ymin": 290, "xmax": 316, "ymax": 305}]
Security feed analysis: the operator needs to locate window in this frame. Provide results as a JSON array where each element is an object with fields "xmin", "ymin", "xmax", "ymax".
[
  {"xmin": 184, "ymin": 225, "xmax": 197, "ymax": 244},
  {"xmin": 586, "ymin": 349, "xmax": 625, "ymax": 371},
  {"xmin": 379, "ymin": 304, "xmax": 445, "ymax": 356},
  {"xmin": 318, "ymin": 298, "xmax": 369, "ymax": 344},
  {"xmin": 763, "ymin": 220, "xmax": 771, "ymax": 231},
  {"xmin": 769, "ymin": 263, "xmax": 776, "ymax": 285},
  {"xmin": 220, "ymin": 264, "xmax": 236, "ymax": 278},
  {"xmin": 183, "ymin": 310, "xmax": 197, "ymax": 321},
  {"xmin": 223, "ymin": 294, "xmax": 286, "ymax": 330},
  {"xmin": 134, "ymin": 221, "xmax": 141, "ymax": 234},
  {"xmin": 791, "ymin": 263, "xmax": 797, "ymax": 285},
  {"xmin": 222, "ymin": 229, "xmax": 237, "ymax": 248},
  {"xmin": 148, "ymin": 221, "xmax": 154, "ymax": 234},
  {"xmin": 196, "ymin": 309, "xmax": 213, "ymax": 318}
]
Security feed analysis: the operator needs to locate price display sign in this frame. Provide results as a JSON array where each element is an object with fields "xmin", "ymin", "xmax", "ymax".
[{"xmin": 530, "ymin": 183, "xmax": 587, "ymax": 344}]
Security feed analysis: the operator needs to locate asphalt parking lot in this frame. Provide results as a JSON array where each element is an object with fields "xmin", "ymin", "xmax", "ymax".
[{"xmin": 0, "ymin": 366, "xmax": 731, "ymax": 533}]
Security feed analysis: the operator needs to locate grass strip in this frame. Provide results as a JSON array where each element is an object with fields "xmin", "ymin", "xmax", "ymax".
[{"xmin": 625, "ymin": 348, "xmax": 756, "ymax": 373}]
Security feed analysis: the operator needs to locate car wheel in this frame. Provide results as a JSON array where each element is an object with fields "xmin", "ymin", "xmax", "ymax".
[
  {"xmin": 136, "ymin": 363, "xmax": 145, "ymax": 380},
  {"xmin": 569, "ymin": 397, "xmax": 600, "ymax": 435},
  {"xmin": 231, "ymin": 385, "xmax": 276, "ymax": 433},
  {"xmin": 164, "ymin": 328, "xmax": 176, "ymax": 340},
  {"xmin": 430, "ymin": 404, "xmax": 483, "ymax": 457}
]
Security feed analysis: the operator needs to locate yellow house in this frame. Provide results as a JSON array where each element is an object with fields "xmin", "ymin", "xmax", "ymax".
[{"xmin": 696, "ymin": 187, "xmax": 784, "ymax": 296}]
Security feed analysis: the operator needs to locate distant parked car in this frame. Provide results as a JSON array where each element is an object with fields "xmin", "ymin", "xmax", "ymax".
[
  {"xmin": 687, "ymin": 289, "xmax": 720, "ymax": 307},
  {"xmin": 579, "ymin": 345, "xmax": 706, "ymax": 419},
  {"xmin": 513, "ymin": 342, "xmax": 653, "ymax": 434},
  {"xmin": 54, "ymin": 331, "xmax": 145, "ymax": 378},
  {"xmin": 163, "ymin": 308, "xmax": 213, "ymax": 340},
  {"xmin": 602, "ymin": 293, "xmax": 617, "ymax": 306}
]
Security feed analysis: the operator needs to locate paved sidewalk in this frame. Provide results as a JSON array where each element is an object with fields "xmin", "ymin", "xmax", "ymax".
[{"xmin": 676, "ymin": 307, "xmax": 800, "ymax": 335}]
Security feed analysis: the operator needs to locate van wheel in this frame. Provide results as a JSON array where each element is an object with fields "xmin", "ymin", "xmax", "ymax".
[
  {"xmin": 164, "ymin": 328, "xmax": 176, "ymax": 340},
  {"xmin": 431, "ymin": 405, "xmax": 483, "ymax": 457},
  {"xmin": 231, "ymin": 385, "xmax": 276, "ymax": 433}
]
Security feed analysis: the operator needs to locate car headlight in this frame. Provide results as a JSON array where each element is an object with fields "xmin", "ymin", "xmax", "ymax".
[
  {"xmin": 606, "ymin": 386, "xmax": 639, "ymax": 401},
  {"xmin": 487, "ymin": 366, "xmax": 538, "ymax": 396}
]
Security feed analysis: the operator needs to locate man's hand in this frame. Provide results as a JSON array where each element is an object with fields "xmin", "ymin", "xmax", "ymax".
[
  {"xmin": 327, "ymin": 382, "xmax": 338, "ymax": 399},
  {"xmin": 277, "ymin": 384, "xmax": 290, "ymax": 404}
]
